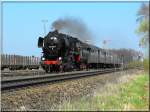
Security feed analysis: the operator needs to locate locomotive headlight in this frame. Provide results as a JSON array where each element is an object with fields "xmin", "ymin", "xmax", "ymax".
[
  {"xmin": 58, "ymin": 57, "xmax": 62, "ymax": 60},
  {"xmin": 42, "ymin": 57, "xmax": 45, "ymax": 60}
]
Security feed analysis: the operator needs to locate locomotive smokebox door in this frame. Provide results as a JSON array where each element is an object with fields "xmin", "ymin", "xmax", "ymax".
[{"xmin": 38, "ymin": 37, "xmax": 44, "ymax": 48}]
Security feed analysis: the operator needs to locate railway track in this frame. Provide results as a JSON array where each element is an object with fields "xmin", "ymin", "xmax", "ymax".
[
  {"xmin": 1, "ymin": 70, "xmax": 45, "ymax": 80},
  {"xmin": 1, "ymin": 68, "xmax": 123, "ymax": 91},
  {"xmin": 1, "ymin": 69, "xmax": 45, "ymax": 75}
]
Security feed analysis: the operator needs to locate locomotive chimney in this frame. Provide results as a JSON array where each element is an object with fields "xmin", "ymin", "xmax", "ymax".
[
  {"xmin": 52, "ymin": 29, "xmax": 59, "ymax": 34},
  {"xmin": 51, "ymin": 26, "xmax": 59, "ymax": 33},
  {"xmin": 54, "ymin": 29, "xmax": 59, "ymax": 34},
  {"xmin": 55, "ymin": 29, "xmax": 58, "ymax": 33}
]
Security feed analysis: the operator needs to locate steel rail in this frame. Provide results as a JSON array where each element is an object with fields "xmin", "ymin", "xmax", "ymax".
[
  {"xmin": 1, "ymin": 71, "xmax": 45, "ymax": 77},
  {"xmin": 1, "ymin": 68, "xmax": 122, "ymax": 91}
]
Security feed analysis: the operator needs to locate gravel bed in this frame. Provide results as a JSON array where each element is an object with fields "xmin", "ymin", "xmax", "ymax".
[{"xmin": 1, "ymin": 69, "xmax": 143, "ymax": 111}]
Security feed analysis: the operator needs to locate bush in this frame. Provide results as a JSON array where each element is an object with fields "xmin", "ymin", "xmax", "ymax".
[
  {"xmin": 143, "ymin": 58, "xmax": 149, "ymax": 72},
  {"xmin": 127, "ymin": 60, "xmax": 143, "ymax": 68},
  {"xmin": 127, "ymin": 58, "xmax": 149, "ymax": 72}
]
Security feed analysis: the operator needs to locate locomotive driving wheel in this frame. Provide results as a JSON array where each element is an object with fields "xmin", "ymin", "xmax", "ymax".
[
  {"xmin": 45, "ymin": 65, "xmax": 51, "ymax": 73},
  {"xmin": 80, "ymin": 63, "xmax": 87, "ymax": 70}
]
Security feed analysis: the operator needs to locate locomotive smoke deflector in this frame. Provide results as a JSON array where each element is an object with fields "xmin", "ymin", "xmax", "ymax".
[{"xmin": 38, "ymin": 37, "xmax": 44, "ymax": 48}]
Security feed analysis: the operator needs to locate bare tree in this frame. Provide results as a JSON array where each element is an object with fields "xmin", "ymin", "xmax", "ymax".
[{"xmin": 136, "ymin": 3, "xmax": 149, "ymax": 48}]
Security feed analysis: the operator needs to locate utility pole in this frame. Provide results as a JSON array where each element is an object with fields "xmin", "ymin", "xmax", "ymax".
[
  {"xmin": 1, "ymin": 29, "xmax": 3, "ymax": 54},
  {"xmin": 1, "ymin": 6, "xmax": 3, "ymax": 54},
  {"xmin": 102, "ymin": 39, "xmax": 111, "ymax": 69},
  {"xmin": 102, "ymin": 39, "xmax": 111, "ymax": 49},
  {"xmin": 41, "ymin": 19, "xmax": 48, "ymax": 35}
]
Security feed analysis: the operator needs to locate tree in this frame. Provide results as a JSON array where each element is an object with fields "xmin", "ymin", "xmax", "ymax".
[
  {"xmin": 110, "ymin": 48, "xmax": 140, "ymax": 64},
  {"xmin": 136, "ymin": 3, "xmax": 149, "ymax": 48},
  {"xmin": 136, "ymin": 3, "xmax": 149, "ymax": 71}
]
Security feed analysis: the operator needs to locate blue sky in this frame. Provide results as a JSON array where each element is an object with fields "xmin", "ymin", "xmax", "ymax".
[{"xmin": 2, "ymin": 2, "xmax": 143, "ymax": 56}]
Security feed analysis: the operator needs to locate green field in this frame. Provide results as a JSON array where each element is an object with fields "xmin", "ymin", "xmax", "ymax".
[{"xmin": 58, "ymin": 73, "xmax": 149, "ymax": 111}]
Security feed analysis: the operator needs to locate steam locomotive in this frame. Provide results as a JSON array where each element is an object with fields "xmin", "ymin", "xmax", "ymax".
[{"xmin": 38, "ymin": 30, "xmax": 122, "ymax": 73}]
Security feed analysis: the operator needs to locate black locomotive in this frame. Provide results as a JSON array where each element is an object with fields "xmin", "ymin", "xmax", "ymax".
[{"xmin": 38, "ymin": 30, "xmax": 122, "ymax": 72}]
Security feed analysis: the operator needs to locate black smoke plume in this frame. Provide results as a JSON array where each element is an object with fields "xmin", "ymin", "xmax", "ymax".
[{"xmin": 52, "ymin": 16, "xmax": 93, "ymax": 43}]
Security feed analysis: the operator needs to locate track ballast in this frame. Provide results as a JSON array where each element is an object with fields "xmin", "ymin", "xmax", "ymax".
[{"xmin": 1, "ymin": 68, "xmax": 124, "ymax": 91}]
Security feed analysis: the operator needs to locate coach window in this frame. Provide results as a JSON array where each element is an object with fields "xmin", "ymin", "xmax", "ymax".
[{"xmin": 82, "ymin": 49, "xmax": 84, "ymax": 57}]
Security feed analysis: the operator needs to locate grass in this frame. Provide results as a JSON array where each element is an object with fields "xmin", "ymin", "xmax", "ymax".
[
  {"xmin": 127, "ymin": 58, "xmax": 149, "ymax": 72},
  {"xmin": 58, "ymin": 73, "xmax": 149, "ymax": 111},
  {"xmin": 143, "ymin": 58, "xmax": 149, "ymax": 72}
]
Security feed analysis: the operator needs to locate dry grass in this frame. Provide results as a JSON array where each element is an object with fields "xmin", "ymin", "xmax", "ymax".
[{"xmin": 58, "ymin": 72, "xmax": 149, "ymax": 111}]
